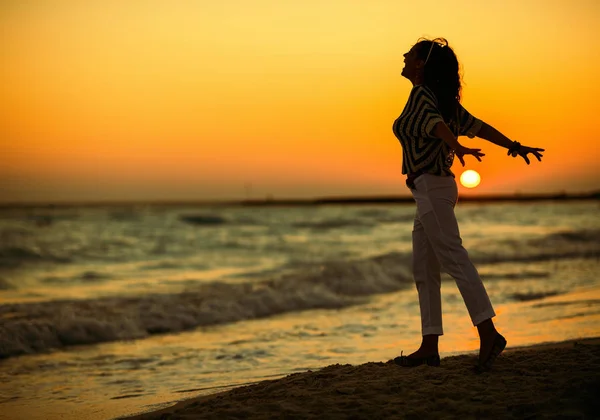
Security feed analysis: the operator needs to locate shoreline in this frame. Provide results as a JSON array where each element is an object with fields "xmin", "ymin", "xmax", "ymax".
[{"xmin": 122, "ymin": 336, "xmax": 600, "ymax": 419}]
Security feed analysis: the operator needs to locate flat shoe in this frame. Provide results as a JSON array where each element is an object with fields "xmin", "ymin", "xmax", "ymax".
[
  {"xmin": 475, "ymin": 333, "xmax": 507, "ymax": 374},
  {"xmin": 393, "ymin": 351, "xmax": 440, "ymax": 367}
]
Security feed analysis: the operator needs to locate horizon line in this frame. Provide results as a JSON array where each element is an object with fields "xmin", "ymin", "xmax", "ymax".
[{"xmin": 0, "ymin": 190, "xmax": 598, "ymax": 208}]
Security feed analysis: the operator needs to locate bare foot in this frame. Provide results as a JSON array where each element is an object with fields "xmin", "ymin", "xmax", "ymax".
[
  {"xmin": 408, "ymin": 335, "xmax": 439, "ymax": 358},
  {"xmin": 394, "ymin": 344, "xmax": 441, "ymax": 367},
  {"xmin": 478, "ymin": 330, "xmax": 497, "ymax": 363},
  {"xmin": 478, "ymin": 331, "xmax": 506, "ymax": 371},
  {"xmin": 407, "ymin": 346, "xmax": 439, "ymax": 359}
]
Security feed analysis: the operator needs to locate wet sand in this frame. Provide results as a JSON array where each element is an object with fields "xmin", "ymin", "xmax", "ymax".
[{"xmin": 124, "ymin": 337, "xmax": 600, "ymax": 419}]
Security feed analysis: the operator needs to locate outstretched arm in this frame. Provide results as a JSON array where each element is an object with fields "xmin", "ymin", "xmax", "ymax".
[
  {"xmin": 477, "ymin": 122, "xmax": 545, "ymax": 164},
  {"xmin": 477, "ymin": 122, "xmax": 513, "ymax": 148}
]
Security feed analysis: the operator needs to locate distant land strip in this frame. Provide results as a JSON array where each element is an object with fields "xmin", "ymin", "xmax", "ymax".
[
  {"xmin": 239, "ymin": 191, "xmax": 600, "ymax": 206},
  {"xmin": 0, "ymin": 191, "xmax": 599, "ymax": 208}
]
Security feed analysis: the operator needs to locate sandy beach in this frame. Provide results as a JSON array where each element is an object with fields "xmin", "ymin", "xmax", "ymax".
[{"xmin": 123, "ymin": 337, "xmax": 600, "ymax": 419}]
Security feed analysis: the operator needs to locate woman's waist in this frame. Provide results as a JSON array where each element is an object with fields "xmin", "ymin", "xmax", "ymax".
[{"xmin": 406, "ymin": 170, "xmax": 454, "ymax": 189}]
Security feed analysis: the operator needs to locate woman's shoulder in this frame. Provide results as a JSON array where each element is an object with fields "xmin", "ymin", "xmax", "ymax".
[{"xmin": 410, "ymin": 84, "xmax": 437, "ymax": 102}]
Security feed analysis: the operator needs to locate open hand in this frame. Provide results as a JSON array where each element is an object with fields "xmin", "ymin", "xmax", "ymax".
[
  {"xmin": 456, "ymin": 146, "xmax": 485, "ymax": 167},
  {"xmin": 509, "ymin": 146, "xmax": 545, "ymax": 165}
]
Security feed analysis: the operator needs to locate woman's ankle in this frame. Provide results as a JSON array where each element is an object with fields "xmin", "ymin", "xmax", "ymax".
[
  {"xmin": 476, "ymin": 318, "xmax": 497, "ymax": 337},
  {"xmin": 421, "ymin": 334, "xmax": 439, "ymax": 352}
]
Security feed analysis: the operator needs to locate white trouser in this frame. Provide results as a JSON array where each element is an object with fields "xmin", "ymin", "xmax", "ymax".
[{"xmin": 410, "ymin": 174, "xmax": 495, "ymax": 336}]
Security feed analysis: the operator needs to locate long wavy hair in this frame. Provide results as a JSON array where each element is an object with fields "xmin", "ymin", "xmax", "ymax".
[{"xmin": 414, "ymin": 37, "xmax": 462, "ymax": 131}]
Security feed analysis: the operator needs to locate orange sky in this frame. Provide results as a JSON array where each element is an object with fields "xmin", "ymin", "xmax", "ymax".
[{"xmin": 1, "ymin": 0, "xmax": 599, "ymax": 202}]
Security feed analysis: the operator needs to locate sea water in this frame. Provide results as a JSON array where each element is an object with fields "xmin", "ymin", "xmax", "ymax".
[{"xmin": 0, "ymin": 201, "xmax": 599, "ymax": 419}]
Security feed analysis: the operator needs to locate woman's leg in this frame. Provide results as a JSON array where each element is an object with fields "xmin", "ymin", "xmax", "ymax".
[
  {"xmin": 411, "ymin": 213, "xmax": 442, "ymax": 356},
  {"xmin": 414, "ymin": 175, "xmax": 496, "ymax": 326},
  {"xmin": 413, "ymin": 175, "xmax": 504, "ymax": 367}
]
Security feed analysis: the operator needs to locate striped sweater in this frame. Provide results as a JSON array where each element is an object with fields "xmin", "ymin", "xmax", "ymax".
[{"xmin": 392, "ymin": 84, "xmax": 482, "ymax": 176}]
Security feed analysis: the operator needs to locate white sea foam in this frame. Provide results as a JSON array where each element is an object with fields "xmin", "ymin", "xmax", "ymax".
[{"xmin": 0, "ymin": 252, "xmax": 414, "ymax": 359}]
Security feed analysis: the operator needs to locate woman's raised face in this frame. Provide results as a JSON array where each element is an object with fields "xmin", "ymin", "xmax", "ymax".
[{"xmin": 401, "ymin": 44, "xmax": 423, "ymax": 80}]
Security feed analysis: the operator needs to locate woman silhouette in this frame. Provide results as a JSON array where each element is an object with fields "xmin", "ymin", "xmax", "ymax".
[{"xmin": 392, "ymin": 37, "xmax": 544, "ymax": 372}]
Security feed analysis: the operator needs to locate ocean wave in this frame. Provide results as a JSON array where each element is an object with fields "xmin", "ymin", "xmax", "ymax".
[
  {"xmin": 41, "ymin": 271, "xmax": 112, "ymax": 285},
  {"xmin": 0, "ymin": 228, "xmax": 597, "ymax": 359},
  {"xmin": 0, "ymin": 246, "xmax": 71, "ymax": 268},
  {"xmin": 109, "ymin": 210, "xmax": 141, "ymax": 221},
  {"xmin": 541, "ymin": 230, "xmax": 600, "ymax": 244},
  {"xmin": 24, "ymin": 213, "xmax": 80, "ymax": 226},
  {"xmin": 179, "ymin": 214, "xmax": 227, "ymax": 226},
  {"xmin": 0, "ymin": 253, "xmax": 414, "ymax": 359},
  {"xmin": 481, "ymin": 272, "xmax": 550, "ymax": 280},
  {"xmin": 0, "ymin": 277, "xmax": 14, "ymax": 290},
  {"xmin": 509, "ymin": 291, "xmax": 562, "ymax": 302},
  {"xmin": 0, "ymin": 227, "xmax": 34, "ymax": 240},
  {"xmin": 473, "ymin": 228, "xmax": 600, "ymax": 264},
  {"xmin": 79, "ymin": 271, "xmax": 112, "ymax": 282},
  {"xmin": 356, "ymin": 209, "xmax": 416, "ymax": 224},
  {"xmin": 475, "ymin": 250, "xmax": 599, "ymax": 265},
  {"xmin": 140, "ymin": 261, "xmax": 185, "ymax": 270},
  {"xmin": 292, "ymin": 219, "xmax": 373, "ymax": 230}
]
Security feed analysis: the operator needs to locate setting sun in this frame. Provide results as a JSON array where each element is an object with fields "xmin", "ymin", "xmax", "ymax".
[{"xmin": 460, "ymin": 170, "xmax": 481, "ymax": 188}]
